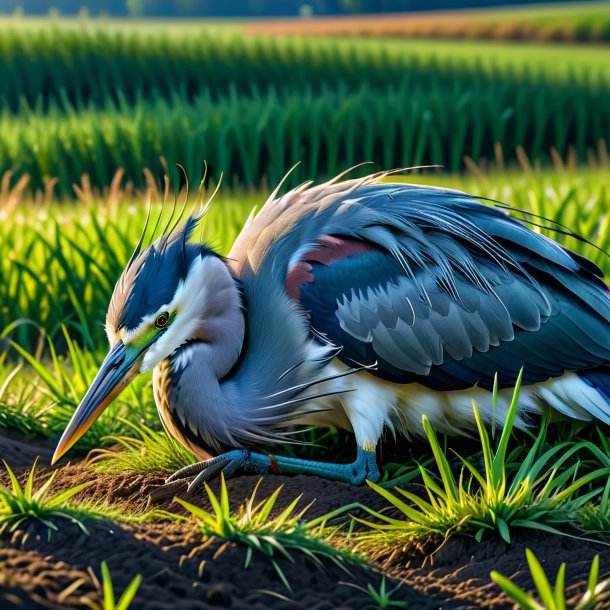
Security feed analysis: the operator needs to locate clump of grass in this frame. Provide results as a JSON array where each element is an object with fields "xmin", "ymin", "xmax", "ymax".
[
  {"xmin": 578, "ymin": 504, "xmax": 610, "ymax": 543},
  {"xmin": 93, "ymin": 562, "xmax": 142, "ymax": 610},
  {"xmin": 62, "ymin": 562, "xmax": 142, "ymax": 610},
  {"xmin": 491, "ymin": 549, "xmax": 610, "ymax": 610},
  {"xmin": 0, "ymin": 458, "xmax": 93, "ymax": 535},
  {"xmin": 175, "ymin": 475, "xmax": 353, "ymax": 590},
  {"xmin": 0, "ymin": 458, "xmax": 179, "ymax": 538},
  {"xmin": 577, "ymin": 473, "xmax": 610, "ymax": 543},
  {"xmin": 89, "ymin": 419, "xmax": 196, "ymax": 474},
  {"xmin": 340, "ymin": 577, "xmax": 409, "ymax": 610},
  {"xmin": 355, "ymin": 373, "xmax": 608, "ymax": 554},
  {"xmin": 7, "ymin": 327, "xmax": 159, "ymax": 451}
]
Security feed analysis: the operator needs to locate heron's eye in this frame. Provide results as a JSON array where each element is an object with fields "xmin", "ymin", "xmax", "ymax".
[{"xmin": 155, "ymin": 312, "xmax": 170, "ymax": 328}]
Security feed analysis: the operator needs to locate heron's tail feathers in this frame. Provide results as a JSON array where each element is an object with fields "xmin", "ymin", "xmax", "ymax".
[{"xmin": 579, "ymin": 367, "xmax": 610, "ymax": 414}]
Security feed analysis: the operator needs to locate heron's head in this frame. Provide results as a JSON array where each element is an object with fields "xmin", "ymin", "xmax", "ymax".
[{"xmin": 52, "ymin": 213, "xmax": 227, "ymax": 464}]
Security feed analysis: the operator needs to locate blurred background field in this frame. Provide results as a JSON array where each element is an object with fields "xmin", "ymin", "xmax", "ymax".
[
  {"xmin": 245, "ymin": 1, "xmax": 610, "ymax": 41},
  {"xmin": 0, "ymin": 11, "xmax": 608, "ymax": 194},
  {"xmin": 0, "ymin": 0, "xmax": 608, "ymax": 436}
]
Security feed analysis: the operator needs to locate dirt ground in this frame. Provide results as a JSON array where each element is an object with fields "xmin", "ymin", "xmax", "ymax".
[{"xmin": 2, "ymin": 431, "xmax": 610, "ymax": 610}]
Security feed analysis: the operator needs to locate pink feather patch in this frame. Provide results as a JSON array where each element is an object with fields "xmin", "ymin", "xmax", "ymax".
[{"xmin": 286, "ymin": 235, "xmax": 374, "ymax": 300}]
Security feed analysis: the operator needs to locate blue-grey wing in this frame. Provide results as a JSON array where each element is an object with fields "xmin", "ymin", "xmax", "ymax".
[{"xmin": 294, "ymin": 196, "xmax": 610, "ymax": 391}]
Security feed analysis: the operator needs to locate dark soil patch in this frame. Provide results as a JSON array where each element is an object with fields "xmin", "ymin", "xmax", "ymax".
[
  {"xmin": 0, "ymin": 430, "xmax": 54, "ymax": 470},
  {"xmin": 2, "ymin": 435, "xmax": 610, "ymax": 609},
  {"xmin": 385, "ymin": 531, "xmax": 610, "ymax": 609},
  {"xmin": 0, "ymin": 513, "xmax": 439, "ymax": 610}
]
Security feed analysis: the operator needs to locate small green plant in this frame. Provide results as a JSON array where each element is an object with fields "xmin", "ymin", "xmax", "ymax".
[
  {"xmin": 491, "ymin": 549, "xmax": 610, "ymax": 610},
  {"xmin": 341, "ymin": 577, "xmax": 409, "ymax": 609},
  {"xmin": 175, "ymin": 474, "xmax": 352, "ymax": 590},
  {"xmin": 89, "ymin": 419, "xmax": 197, "ymax": 474},
  {"xmin": 78, "ymin": 562, "xmax": 142, "ymax": 610},
  {"xmin": 98, "ymin": 562, "xmax": 141, "ymax": 610},
  {"xmin": 0, "ymin": 458, "xmax": 92, "ymax": 534},
  {"xmin": 577, "ymin": 473, "xmax": 610, "ymax": 542},
  {"xmin": 356, "ymin": 373, "xmax": 608, "ymax": 552}
]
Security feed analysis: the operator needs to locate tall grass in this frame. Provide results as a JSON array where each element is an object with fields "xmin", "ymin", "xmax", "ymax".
[
  {"xmin": 0, "ymin": 28, "xmax": 606, "ymax": 112},
  {"xmin": 356, "ymin": 376, "xmax": 609, "ymax": 552},
  {"xmin": 0, "ymin": 27, "xmax": 607, "ymax": 193},
  {"xmin": 2, "ymin": 81, "xmax": 608, "ymax": 194},
  {"xmin": 0, "ymin": 328, "xmax": 159, "ymax": 448}
]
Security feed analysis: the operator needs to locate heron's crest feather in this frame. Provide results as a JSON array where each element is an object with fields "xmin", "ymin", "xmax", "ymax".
[{"xmin": 107, "ymin": 210, "xmax": 208, "ymax": 334}]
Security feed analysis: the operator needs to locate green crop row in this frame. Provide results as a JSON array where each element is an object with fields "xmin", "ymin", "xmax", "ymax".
[
  {"xmin": 2, "ymin": 81, "xmax": 608, "ymax": 196},
  {"xmin": 0, "ymin": 169, "xmax": 608, "ymax": 352},
  {"xmin": 0, "ymin": 28, "xmax": 607, "ymax": 112},
  {"xmin": 0, "ymin": 27, "xmax": 607, "ymax": 194}
]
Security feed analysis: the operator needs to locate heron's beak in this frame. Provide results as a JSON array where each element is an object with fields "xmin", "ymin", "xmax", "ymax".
[{"xmin": 52, "ymin": 339, "xmax": 144, "ymax": 465}]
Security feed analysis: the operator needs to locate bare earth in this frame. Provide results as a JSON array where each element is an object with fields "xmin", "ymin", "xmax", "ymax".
[{"xmin": 1, "ymin": 431, "xmax": 610, "ymax": 610}]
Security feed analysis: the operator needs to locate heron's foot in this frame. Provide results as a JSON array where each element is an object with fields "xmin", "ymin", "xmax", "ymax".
[
  {"xmin": 166, "ymin": 449, "xmax": 269, "ymax": 496},
  {"xmin": 166, "ymin": 447, "xmax": 379, "ymax": 495}
]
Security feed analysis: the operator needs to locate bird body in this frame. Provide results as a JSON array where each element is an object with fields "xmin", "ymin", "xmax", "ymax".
[{"xmin": 53, "ymin": 169, "xmax": 610, "ymax": 487}]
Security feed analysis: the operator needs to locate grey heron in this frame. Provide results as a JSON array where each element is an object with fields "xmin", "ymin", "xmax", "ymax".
[{"xmin": 52, "ymin": 169, "xmax": 610, "ymax": 491}]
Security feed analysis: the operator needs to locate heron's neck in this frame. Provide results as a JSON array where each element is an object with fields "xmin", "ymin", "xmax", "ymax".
[
  {"xmin": 175, "ymin": 254, "xmax": 246, "ymax": 378},
  {"xmin": 152, "ymin": 255, "xmax": 247, "ymax": 455}
]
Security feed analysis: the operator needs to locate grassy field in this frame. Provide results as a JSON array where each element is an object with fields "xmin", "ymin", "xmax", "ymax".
[
  {"xmin": 4, "ymin": 2, "xmax": 610, "ymax": 42},
  {"xmin": 0, "ymin": 22, "xmax": 608, "ymax": 194},
  {"xmin": 246, "ymin": 1, "xmax": 610, "ymax": 42}
]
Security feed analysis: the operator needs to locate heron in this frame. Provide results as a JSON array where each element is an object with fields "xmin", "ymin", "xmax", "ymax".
[{"xmin": 52, "ymin": 168, "xmax": 610, "ymax": 491}]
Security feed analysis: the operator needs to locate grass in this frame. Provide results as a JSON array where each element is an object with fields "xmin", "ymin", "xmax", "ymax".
[
  {"xmin": 0, "ymin": 327, "xmax": 159, "ymax": 451},
  {"xmin": 61, "ymin": 562, "xmax": 142, "ymax": 610},
  {"xmin": 92, "ymin": 562, "xmax": 142, "ymax": 610},
  {"xmin": 340, "ymin": 578, "xmax": 409, "ymax": 610},
  {"xmin": 89, "ymin": 419, "xmax": 197, "ymax": 474},
  {"xmin": 1, "ymin": 24, "xmax": 607, "ymax": 112},
  {"xmin": 491, "ymin": 549, "xmax": 610, "ymax": 610},
  {"xmin": 175, "ymin": 474, "xmax": 354, "ymax": 590},
  {"xmin": 0, "ymin": 458, "xmax": 93, "ymax": 534},
  {"xmin": 3, "ymin": 80, "xmax": 607, "ymax": 195},
  {"xmin": 0, "ymin": 23, "xmax": 608, "ymax": 193},
  {"xmin": 355, "ymin": 374, "xmax": 610, "ymax": 554},
  {"xmin": 95, "ymin": 561, "xmax": 142, "ymax": 610},
  {"xmin": 0, "ymin": 457, "xmax": 180, "ymax": 536}
]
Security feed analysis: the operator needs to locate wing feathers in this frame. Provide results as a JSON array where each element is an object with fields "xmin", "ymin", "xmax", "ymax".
[
  {"xmin": 289, "ymin": 183, "xmax": 610, "ymax": 391},
  {"xmin": 231, "ymin": 176, "xmax": 610, "ymax": 393}
]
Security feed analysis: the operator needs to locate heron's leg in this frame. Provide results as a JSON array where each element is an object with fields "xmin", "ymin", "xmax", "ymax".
[
  {"xmin": 166, "ymin": 447, "xmax": 379, "ymax": 495},
  {"xmin": 260, "ymin": 446, "xmax": 380, "ymax": 485}
]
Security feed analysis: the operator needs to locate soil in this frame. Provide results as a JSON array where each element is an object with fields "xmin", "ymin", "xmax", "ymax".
[{"xmin": 1, "ymin": 430, "xmax": 610, "ymax": 610}]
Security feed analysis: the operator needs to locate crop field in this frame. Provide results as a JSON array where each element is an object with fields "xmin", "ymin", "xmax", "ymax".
[
  {"xmin": 246, "ymin": 1, "xmax": 610, "ymax": 42},
  {"xmin": 0, "ymin": 22, "xmax": 608, "ymax": 195},
  {"xmin": 1, "ymin": 10, "xmax": 610, "ymax": 610}
]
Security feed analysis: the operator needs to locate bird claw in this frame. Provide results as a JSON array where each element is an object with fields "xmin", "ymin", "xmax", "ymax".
[{"xmin": 165, "ymin": 449, "xmax": 270, "ymax": 496}]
